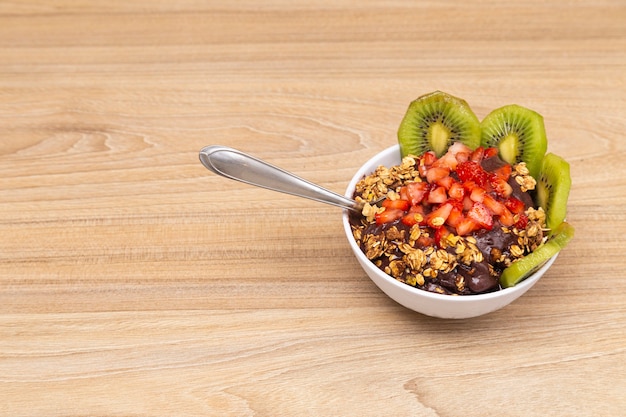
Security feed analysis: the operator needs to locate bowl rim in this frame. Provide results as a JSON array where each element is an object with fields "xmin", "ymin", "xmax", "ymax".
[{"xmin": 342, "ymin": 144, "xmax": 557, "ymax": 302}]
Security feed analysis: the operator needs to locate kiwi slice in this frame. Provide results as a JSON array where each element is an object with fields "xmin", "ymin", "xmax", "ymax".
[
  {"xmin": 535, "ymin": 153, "xmax": 571, "ymax": 230},
  {"xmin": 398, "ymin": 91, "xmax": 481, "ymax": 158},
  {"xmin": 500, "ymin": 221, "xmax": 575, "ymax": 288},
  {"xmin": 480, "ymin": 104, "xmax": 547, "ymax": 179}
]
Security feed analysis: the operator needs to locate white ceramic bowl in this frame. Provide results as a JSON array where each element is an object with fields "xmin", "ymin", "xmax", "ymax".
[{"xmin": 342, "ymin": 145, "xmax": 558, "ymax": 319}]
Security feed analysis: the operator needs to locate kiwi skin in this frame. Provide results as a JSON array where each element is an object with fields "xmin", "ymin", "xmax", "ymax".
[
  {"xmin": 398, "ymin": 91, "xmax": 481, "ymax": 158},
  {"xmin": 480, "ymin": 104, "xmax": 547, "ymax": 179},
  {"xmin": 535, "ymin": 153, "xmax": 571, "ymax": 231}
]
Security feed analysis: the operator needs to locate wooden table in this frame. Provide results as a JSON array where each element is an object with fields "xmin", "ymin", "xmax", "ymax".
[{"xmin": 1, "ymin": 1, "xmax": 624, "ymax": 416}]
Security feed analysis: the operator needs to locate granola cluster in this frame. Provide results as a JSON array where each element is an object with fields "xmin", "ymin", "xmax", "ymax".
[{"xmin": 349, "ymin": 156, "xmax": 547, "ymax": 295}]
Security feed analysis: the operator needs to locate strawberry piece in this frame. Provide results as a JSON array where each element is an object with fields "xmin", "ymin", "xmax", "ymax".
[
  {"xmin": 514, "ymin": 213, "xmax": 529, "ymax": 229},
  {"xmin": 440, "ymin": 141, "xmax": 472, "ymax": 165},
  {"xmin": 382, "ymin": 199, "xmax": 410, "ymax": 211},
  {"xmin": 427, "ymin": 186, "xmax": 448, "ymax": 204},
  {"xmin": 435, "ymin": 175, "xmax": 455, "ymax": 190},
  {"xmin": 483, "ymin": 147, "xmax": 499, "ymax": 159},
  {"xmin": 455, "ymin": 151, "xmax": 470, "ymax": 164},
  {"xmin": 456, "ymin": 218, "xmax": 479, "ymax": 236},
  {"xmin": 418, "ymin": 152, "xmax": 437, "ymax": 178},
  {"xmin": 483, "ymin": 194, "xmax": 506, "ymax": 215},
  {"xmin": 426, "ymin": 202, "xmax": 453, "ymax": 228},
  {"xmin": 433, "ymin": 152, "xmax": 459, "ymax": 170},
  {"xmin": 375, "ymin": 208, "xmax": 405, "ymax": 225},
  {"xmin": 499, "ymin": 207, "xmax": 515, "ymax": 227},
  {"xmin": 456, "ymin": 161, "xmax": 489, "ymax": 186},
  {"xmin": 448, "ymin": 181, "xmax": 465, "ymax": 200},
  {"xmin": 435, "ymin": 227, "xmax": 451, "ymax": 248},
  {"xmin": 401, "ymin": 213, "xmax": 421, "ymax": 226},
  {"xmin": 416, "ymin": 235, "xmax": 434, "ymax": 248},
  {"xmin": 401, "ymin": 205, "xmax": 425, "ymax": 226},
  {"xmin": 470, "ymin": 146, "xmax": 485, "ymax": 163},
  {"xmin": 467, "ymin": 202, "xmax": 493, "ymax": 230},
  {"xmin": 504, "ymin": 197, "xmax": 525, "ymax": 214},
  {"xmin": 489, "ymin": 176, "xmax": 513, "ymax": 198},
  {"xmin": 426, "ymin": 166, "xmax": 450, "ymax": 184},
  {"xmin": 404, "ymin": 182, "xmax": 429, "ymax": 206},
  {"xmin": 409, "ymin": 204, "xmax": 425, "ymax": 215},
  {"xmin": 399, "ymin": 186, "xmax": 409, "ymax": 202},
  {"xmin": 469, "ymin": 186, "xmax": 486, "ymax": 203},
  {"xmin": 448, "ymin": 141, "xmax": 472, "ymax": 155},
  {"xmin": 462, "ymin": 195, "xmax": 474, "ymax": 211},
  {"xmin": 421, "ymin": 151, "xmax": 437, "ymax": 167},
  {"xmin": 491, "ymin": 164, "xmax": 512, "ymax": 181},
  {"xmin": 446, "ymin": 205, "xmax": 465, "ymax": 228}
]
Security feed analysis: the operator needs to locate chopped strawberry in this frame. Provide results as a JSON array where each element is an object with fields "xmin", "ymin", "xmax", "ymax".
[
  {"xmin": 483, "ymin": 147, "xmax": 499, "ymax": 159},
  {"xmin": 382, "ymin": 199, "xmax": 410, "ymax": 211},
  {"xmin": 456, "ymin": 161, "xmax": 489, "ymax": 186},
  {"xmin": 433, "ymin": 152, "xmax": 459, "ymax": 170},
  {"xmin": 462, "ymin": 195, "xmax": 474, "ymax": 211},
  {"xmin": 455, "ymin": 151, "xmax": 470, "ymax": 164},
  {"xmin": 489, "ymin": 176, "xmax": 513, "ymax": 198},
  {"xmin": 448, "ymin": 181, "xmax": 465, "ymax": 200},
  {"xmin": 426, "ymin": 202, "xmax": 453, "ymax": 228},
  {"xmin": 470, "ymin": 146, "xmax": 485, "ymax": 163},
  {"xmin": 427, "ymin": 186, "xmax": 448, "ymax": 204},
  {"xmin": 456, "ymin": 217, "xmax": 479, "ymax": 236},
  {"xmin": 435, "ymin": 227, "xmax": 451, "ymax": 248},
  {"xmin": 467, "ymin": 201, "xmax": 493, "ymax": 230},
  {"xmin": 426, "ymin": 166, "xmax": 450, "ymax": 184},
  {"xmin": 482, "ymin": 194, "xmax": 506, "ymax": 215},
  {"xmin": 499, "ymin": 207, "xmax": 515, "ymax": 227},
  {"xmin": 409, "ymin": 204, "xmax": 425, "ymax": 215},
  {"xmin": 435, "ymin": 175, "xmax": 455, "ymax": 190},
  {"xmin": 416, "ymin": 234, "xmax": 434, "ymax": 248},
  {"xmin": 441, "ymin": 142, "xmax": 471, "ymax": 165},
  {"xmin": 401, "ymin": 205, "xmax": 425, "ymax": 226},
  {"xmin": 446, "ymin": 205, "xmax": 465, "ymax": 228},
  {"xmin": 448, "ymin": 141, "xmax": 472, "ymax": 156},
  {"xmin": 375, "ymin": 208, "xmax": 405, "ymax": 225},
  {"xmin": 421, "ymin": 151, "xmax": 437, "ymax": 167},
  {"xmin": 399, "ymin": 186, "xmax": 409, "ymax": 202},
  {"xmin": 504, "ymin": 197, "xmax": 525, "ymax": 214},
  {"xmin": 514, "ymin": 213, "xmax": 529, "ymax": 229},
  {"xmin": 401, "ymin": 213, "xmax": 420, "ymax": 226},
  {"xmin": 491, "ymin": 164, "xmax": 512, "ymax": 181},
  {"xmin": 469, "ymin": 186, "xmax": 486, "ymax": 203},
  {"xmin": 418, "ymin": 163, "xmax": 428, "ymax": 178},
  {"xmin": 403, "ymin": 182, "xmax": 429, "ymax": 206},
  {"xmin": 462, "ymin": 180, "xmax": 477, "ymax": 193}
]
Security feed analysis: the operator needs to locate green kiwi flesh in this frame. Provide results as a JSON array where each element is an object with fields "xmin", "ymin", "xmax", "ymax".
[
  {"xmin": 535, "ymin": 153, "xmax": 571, "ymax": 230},
  {"xmin": 480, "ymin": 104, "xmax": 547, "ymax": 179},
  {"xmin": 398, "ymin": 91, "xmax": 481, "ymax": 158},
  {"xmin": 500, "ymin": 221, "xmax": 574, "ymax": 288}
]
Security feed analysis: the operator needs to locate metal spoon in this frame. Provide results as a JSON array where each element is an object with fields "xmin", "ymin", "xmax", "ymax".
[{"xmin": 199, "ymin": 145, "xmax": 371, "ymax": 213}]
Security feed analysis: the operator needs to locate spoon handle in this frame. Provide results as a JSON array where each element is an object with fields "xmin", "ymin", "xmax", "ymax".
[{"xmin": 199, "ymin": 146, "xmax": 362, "ymax": 212}]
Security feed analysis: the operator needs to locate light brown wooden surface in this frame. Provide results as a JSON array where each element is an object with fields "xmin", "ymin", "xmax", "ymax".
[{"xmin": 1, "ymin": 1, "xmax": 625, "ymax": 416}]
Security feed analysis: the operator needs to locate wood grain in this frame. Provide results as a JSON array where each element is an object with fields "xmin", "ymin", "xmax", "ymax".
[{"xmin": 1, "ymin": 1, "xmax": 625, "ymax": 416}]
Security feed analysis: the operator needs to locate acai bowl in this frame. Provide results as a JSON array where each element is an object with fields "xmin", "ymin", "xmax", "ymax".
[
  {"xmin": 342, "ymin": 91, "xmax": 573, "ymax": 319},
  {"xmin": 343, "ymin": 145, "xmax": 561, "ymax": 319}
]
